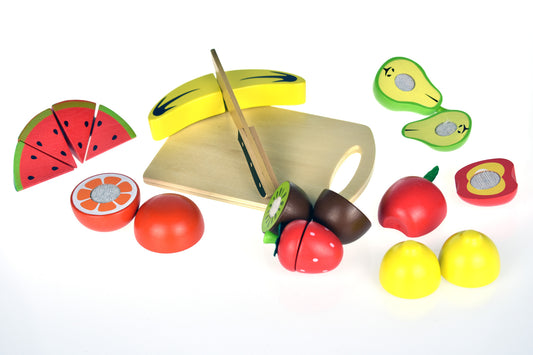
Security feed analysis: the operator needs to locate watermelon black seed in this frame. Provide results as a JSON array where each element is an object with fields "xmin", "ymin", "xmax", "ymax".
[
  {"xmin": 28, "ymin": 176, "xmax": 35, "ymax": 180},
  {"xmin": 31, "ymin": 155, "xmax": 37, "ymax": 160},
  {"xmin": 93, "ymin": 145, "xmax": 98, "ymax": 151},
  {"xmin": 52, "ymin": 166, "xmax": 58, "ymax": 171},
  {"xmin": 84, "ymin": 121, "xmax": 89, "ymax": 128},
  {"xmin": 61, "ymin": 151, "xmax": 66, "ymax": 156},
  {"xmin": 64, "ymin": 121, "xmax": 69, "ymax": 127},
  {"xmin": 36, "ymin": 141, "xmax": 43, "ymax": 146},
  {"xmin": 97, "ymin": 121, "xmax": 103, "ymax": 127},
  {"xmin": 78, "ymin": 142, "xmax": 83, "ymax": 149},
  {"xmin": 53, "ymin": 129, "xmax": 59, "ymax": 135},
  {"xmin": 112, "ymin": 135, "xmax": 117, "ymax": 140}
]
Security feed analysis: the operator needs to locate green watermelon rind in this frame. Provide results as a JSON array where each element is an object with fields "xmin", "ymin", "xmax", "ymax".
[
  {"xmin": 52, "ymin": 100, "xmax": 96, "ymax": 112},
  {"xmin": 17, "ymin": 107, "xmax": 77, "ymax": 168},
  {"xmin": 18, "ymin": 109, "xmax": 55, "ymax": 142},
  {"xmin": 13, "ymin": 141, "xmax": 74, "ymax": 191},
  {"xmin": 14, "ymin": 101, "xmax": 135, "ymax": 191},
  {"xmin": 97, "ymin": 105, "xmax": 136, "ymax": 138},
  {"xmin": 13, "ymin": 142, "xmax": 25, "ymax": 191}
]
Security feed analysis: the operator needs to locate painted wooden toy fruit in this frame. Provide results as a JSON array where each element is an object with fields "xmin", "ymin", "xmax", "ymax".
[
  {"xmin": 313, "ymin": 189, "xmax": 371, "ymax": 244},
  {"xmin": 261, "ymin": 181, "xmax": 312, "ymax": 235},
  {"xmin": 455, "ymin": 158, "xmax": 517, "ymax": 206},
  {"xmin": 379, "ymin": 240, "xmax": 441, "ymax": 299},
  {"xmin": 374, "ymin": 57, "xmax": 442, "ymax": 115},
  {"xmin": 402, "ymin": 110, "xmax": 471, "ymax": 151},
  {"xmin": 439, "ymin": 230, "xmax": 500, "ymax": 288},
  {"xmin": 148, "ymin": 69, "xmax": 305, "ymax": 140},
  {"xmin": 14, "ymin": 100, "xmax": 136, "ymax": 191},
  {"xmin": 134, "ymin": 193, "xmax": 204, "ymax": 253},
  {"xmin": 276, "ymin": 220, "xmax": 343, "ymax": 273},
  {"xmin": 378, "ymin": 167, "xmax": 446, "ymax": 237},
  {"xmin": 17, "ymin": 108, "xmax": 77, "ymax": 168},
  {"xmin": 52, "ymin": 100, "xmax": 97, "ymax": 163},
  {"xmin": 71, "ymin": 173, "xmax": 140, "ymax": 232},
  {"xmin": 14, "ymin": 141, "xmax": 75, "ymax": 191},
  {"xmin": 85, "ymin": 105, "xmax": 137, "ymax": 161}
]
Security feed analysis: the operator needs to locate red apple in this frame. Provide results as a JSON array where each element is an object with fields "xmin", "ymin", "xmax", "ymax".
[
  {"xmin": 378, "ymin": 167, "xmax": 447, "ymax": 237},
  {"xmin": 455, "ymin": 158, "xmax": 517, "ymax": 206}
]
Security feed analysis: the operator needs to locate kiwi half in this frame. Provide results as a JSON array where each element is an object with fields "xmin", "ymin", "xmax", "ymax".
[
  {"xmin": 313, "ymin": 189, "xmax": 371, "ymax": 244},
  {"xmin": 261, "ymin": 181, "xmax": 312, "ymax": 234}
]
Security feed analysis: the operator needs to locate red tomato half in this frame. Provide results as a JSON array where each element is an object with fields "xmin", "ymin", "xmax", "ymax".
[{"xmin": 134, "ymin": 193, "xmax": 204, "ymax": 253}]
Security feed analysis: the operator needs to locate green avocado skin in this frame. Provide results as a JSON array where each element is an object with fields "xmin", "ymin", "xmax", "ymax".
[
  {"xmin": 373, "ymin": 57, "xmax": 443, "ymax": 115},
  {"xmin": 402, "ymin": 110, "xmax": 472, "ymax": 152}
]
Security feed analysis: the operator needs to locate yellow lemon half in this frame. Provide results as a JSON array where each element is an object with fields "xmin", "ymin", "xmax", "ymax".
[
  {"xmin": 380, "ymin": 240, "xmax": 441, "ymax": 299},
  {"xmin": 439, "ymin": 230, "xmax": 500, "ymax": 288}
]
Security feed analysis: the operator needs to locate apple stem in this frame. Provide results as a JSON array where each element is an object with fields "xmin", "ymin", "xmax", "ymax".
[{"xmin": 423, "ymin": 166, "xmax": 439, "ymax": 182}]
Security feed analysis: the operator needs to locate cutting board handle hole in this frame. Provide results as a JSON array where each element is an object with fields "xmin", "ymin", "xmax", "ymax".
[{"xmin": 329, "ymin": 149, "xmax": 361, "ymax": 194}]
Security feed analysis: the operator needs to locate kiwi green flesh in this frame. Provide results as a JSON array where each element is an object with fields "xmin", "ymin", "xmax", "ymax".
[
  {"xmin": 261, "ymin": 181, "xmax": 312, "ymax": 233},
  {"xmin": 262, "ymin": 181, "xmax": 290, "ymax": 233}
]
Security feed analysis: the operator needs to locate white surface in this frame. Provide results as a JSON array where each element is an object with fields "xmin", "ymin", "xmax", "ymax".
[{"xmin": 2, "ymin": 1, "xmax": 532, "ymax": 354}]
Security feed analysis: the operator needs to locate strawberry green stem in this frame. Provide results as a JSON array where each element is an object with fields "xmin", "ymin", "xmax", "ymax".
[
  {"xmin": 423, "ymin": 166, "xmax": 439, "ymax": 182},
  {"xmin": 263, "ymin": 230, "xmax": 279, "ymax": 244}
]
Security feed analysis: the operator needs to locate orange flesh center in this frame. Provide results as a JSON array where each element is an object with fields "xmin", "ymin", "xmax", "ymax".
[{"xmin": 75, "ymin": 176, "xmax": 134, "ymax": 212}]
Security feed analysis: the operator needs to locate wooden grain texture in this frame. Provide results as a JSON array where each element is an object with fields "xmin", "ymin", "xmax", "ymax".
[
  {"xmin": 211, "ymin": 49, "xmax": 278, "ymax": 197},
  {"xmin": 143, "ymin": 107, "xmax": 375, "ymax": 210}
]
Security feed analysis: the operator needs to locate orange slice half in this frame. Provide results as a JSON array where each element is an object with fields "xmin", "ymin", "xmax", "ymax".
[{"xmin": 71, "ymin": 173, "xmax": 140, "ymax": 231}]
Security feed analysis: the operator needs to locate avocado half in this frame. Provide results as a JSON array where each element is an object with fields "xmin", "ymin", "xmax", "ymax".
[
  {"xmin": 374, "ymin": 57, "xmax": 442, "ymax": 115},
  {"xmin": 402, "ymin": 110, "xmax": 472, "ymax": 151}
]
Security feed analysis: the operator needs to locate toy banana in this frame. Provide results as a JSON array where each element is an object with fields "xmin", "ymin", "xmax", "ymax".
[{"xmin": 148, "ymin": 69, "xmax": 305, "ymax": 140}]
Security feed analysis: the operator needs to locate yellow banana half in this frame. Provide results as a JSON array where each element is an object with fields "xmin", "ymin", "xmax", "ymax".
[{"xmin": 148, "ymin": 69, "xmax": 305, "ymax": 140}]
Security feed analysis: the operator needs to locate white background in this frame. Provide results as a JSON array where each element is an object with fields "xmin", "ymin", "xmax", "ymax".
[{"xmin": 2, "ymin": 1, "xmax": 532, "ymax": 354}]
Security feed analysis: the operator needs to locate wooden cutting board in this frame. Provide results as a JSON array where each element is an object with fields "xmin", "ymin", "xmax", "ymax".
[{"xmin": 143, "ymin": 106, "xmax": 375, "ymax": 210}]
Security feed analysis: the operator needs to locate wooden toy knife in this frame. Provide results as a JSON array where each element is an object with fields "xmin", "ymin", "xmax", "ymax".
[{"xmin": 211, "ymin": 49, "xmax": 278, "ymax": 198}]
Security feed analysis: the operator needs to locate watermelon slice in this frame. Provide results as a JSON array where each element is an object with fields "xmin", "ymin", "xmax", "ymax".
[
  {"xmin": 52, "ymin": 100, "xmax": 96, "ymax": 162},
  {"xmin": 18, "ymin": 108, "xmax": 77, "ymax": 168},
  {"xmin": 85, "ymin": 105, "xmax": 136, "ymax": 160},
  {"xmin": 14, "ymin": 100, "xmax": 136, "ymax": 191},
  {"xmin": 14, "ymin": 141, "xmax": 75, "ymax": 191}
]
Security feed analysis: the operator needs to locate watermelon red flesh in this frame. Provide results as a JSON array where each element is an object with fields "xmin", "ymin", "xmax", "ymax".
[
  {"xmin": 18, "ymin": 108, "xmax": 77, "ymax": 168},
  {"xmin": 13, "ymin": 141, "xmax": 74, "ymax": 191},
  {"xmin": 85, "ymin": 105, "xmax": 136, "ymax": 160},
  {"xmin": 52, "ymin": 100, "xmax": 96, "ymax": 163}
]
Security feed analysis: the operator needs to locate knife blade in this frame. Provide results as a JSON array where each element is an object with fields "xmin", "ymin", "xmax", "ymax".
[{"xmin": 211, "ymin": 49, "xmax": 278, "ymax": 198}]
